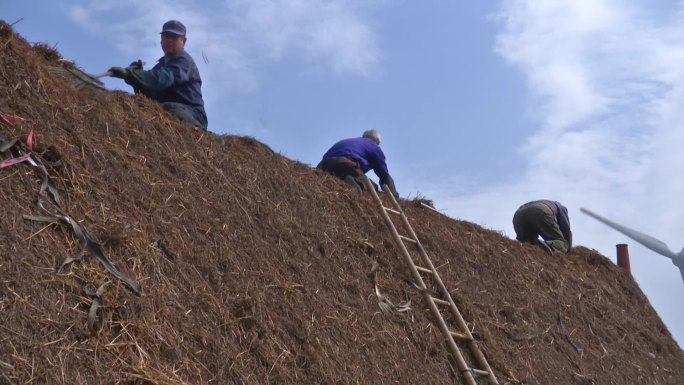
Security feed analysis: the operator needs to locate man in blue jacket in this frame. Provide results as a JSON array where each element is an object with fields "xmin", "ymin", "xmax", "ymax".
[
  {"xmin": 513, "ymin": 200, "xmax": 573, "ymax": 253},
  {"xmin": 317, "ymin": 129, "xmax": 399, "ymax": 197},
  {"xmin": 108, "ymin": 20, "xmax": 208, "ymax": 129}
]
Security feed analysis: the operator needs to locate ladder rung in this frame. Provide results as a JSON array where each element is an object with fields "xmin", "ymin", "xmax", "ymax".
[
  {"xmin": 467, "ymin": 368, "xmax": 490, "ymax": 377},
  {"xmin": 432, "ymin": 298, "xmax": 450, "ymax": 306},
  {"xmin": 449, "ymin": 330, "xmax": 471, "ymax": 341},
  {"xmin": 368, "ymin": 183, "xmax": 499, "ymax": 384},
  {"xmin": 399, "ymin": 235, "xmax": 417, "ymax": 244}
]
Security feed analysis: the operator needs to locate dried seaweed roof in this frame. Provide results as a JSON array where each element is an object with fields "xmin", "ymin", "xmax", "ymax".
[{"xmin": 1, "ymin": 20, "xmax": 682, "ymax": 385}]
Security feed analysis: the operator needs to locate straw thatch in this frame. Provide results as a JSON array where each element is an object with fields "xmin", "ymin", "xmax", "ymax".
[{"xmin": 1, "ymin": 20, "xmax": 682, "ymax": 385}]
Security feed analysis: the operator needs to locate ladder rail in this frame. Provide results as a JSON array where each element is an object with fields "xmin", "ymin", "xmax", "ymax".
[
  {"xmin": 363, "ymin": 180, "xmax": 476, "ymax": 384},
  {"xmin": 382, "ymin": 186, "xmax": 498, "ymax": 384},
  {"xmin": 364, "ymin": 178, "xmax": 499, "ymax": 385}
]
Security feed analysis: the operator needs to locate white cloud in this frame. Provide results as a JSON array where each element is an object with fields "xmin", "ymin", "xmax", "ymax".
[
  {"xmin": 494, "ymin": 2, "xmax": 630, "ymax": 133},
  {"xmin": 64, "ymin": 0, "xmax": 381, "ymax": 96},
  {"xmin": 227, "ymin": 0, "xmax": 379, "ymax": 75},
  {"xmin": 430, "ymin": 0, "xmax": 684, "ymax": 343}
]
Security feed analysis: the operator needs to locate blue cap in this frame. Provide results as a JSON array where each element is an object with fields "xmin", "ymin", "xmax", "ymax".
[{"xmin": 161, "ymin": 20, "xmax": 186, "ymax": 36}]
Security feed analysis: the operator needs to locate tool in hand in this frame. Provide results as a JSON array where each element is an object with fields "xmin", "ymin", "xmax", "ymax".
[{"xmin": 46, "ymin": 60, "xmax": 144, "ymax": 91}]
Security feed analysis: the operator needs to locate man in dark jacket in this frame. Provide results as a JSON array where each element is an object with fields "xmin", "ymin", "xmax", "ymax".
[
  {"xmin": 513, "ymin": 200, "xmax": 572, "ymax": 253},
  {"xmin": 317, "ymin": 129, "xmax": 399, "ymax": 197},
  {"xmin": 108, "ymin": 20, "xmax": 208, "ymax": 129}
]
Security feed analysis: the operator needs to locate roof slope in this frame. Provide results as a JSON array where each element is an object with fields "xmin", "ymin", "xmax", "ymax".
[{"xmin": 1, "ymin": 21, "xmax": 682, "ymax": 385}]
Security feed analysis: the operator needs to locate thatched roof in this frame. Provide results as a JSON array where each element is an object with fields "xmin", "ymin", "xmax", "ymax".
[{"xmin": 1, "ymin": 20, "xmax": 682, "ymax": 385}]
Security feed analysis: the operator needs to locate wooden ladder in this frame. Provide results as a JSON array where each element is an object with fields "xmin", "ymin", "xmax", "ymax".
[{"xmin": 364, "ymin": 178, "xmax": 499, "ymax": 385}]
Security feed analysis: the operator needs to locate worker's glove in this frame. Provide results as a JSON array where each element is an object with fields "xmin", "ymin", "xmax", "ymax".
[
  {"xmin": 381, "ymin": 175, "xmax": 399, "ymax": 198},
  {"xmin": 108, "ymin": 66, "xmax": 130, "ymax": 79},
  {"xmin": 128, "ymin": 60, "xmax": 144, "ymax": 70}
]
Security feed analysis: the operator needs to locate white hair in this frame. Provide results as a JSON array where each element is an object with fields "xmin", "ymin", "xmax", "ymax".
[{"xmin": 362, "ymin": 129, "xmax": 381, "ymax": 144}]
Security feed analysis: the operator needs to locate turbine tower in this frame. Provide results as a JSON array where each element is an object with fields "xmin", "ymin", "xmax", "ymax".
[{"xmin": 581, "ymin": 208, "xmax": 684, "ymax": 284}]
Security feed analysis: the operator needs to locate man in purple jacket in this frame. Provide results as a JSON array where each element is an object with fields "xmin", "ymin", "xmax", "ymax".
[
  {"xmin": 108, "ymin": 20, "xmax": 208, "ymax": 129},
  {"xmin": 317, "ymin": 129, "xmax": 399, "ymax": 197},
  {"xmin": 513, "ymin": 200, "xmax": 573, "ymax": 253}
]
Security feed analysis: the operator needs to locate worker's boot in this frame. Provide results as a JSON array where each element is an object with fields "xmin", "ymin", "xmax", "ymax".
[
  {"xmin": 343, "ymin": 175, "xmax": 363, "ymax": 194},
  {"xmin": 546, "ymin": 240, "xmax": 569, "ymax": 254}
]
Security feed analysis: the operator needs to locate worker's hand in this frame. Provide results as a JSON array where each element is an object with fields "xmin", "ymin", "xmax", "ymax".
[
  {"xmin": 108, "ymin": 66, "xmax": 130, "ymax": 79},
  {"xmin": 128, "ymin": 60, "xmax": 144, "ymax": 70}
]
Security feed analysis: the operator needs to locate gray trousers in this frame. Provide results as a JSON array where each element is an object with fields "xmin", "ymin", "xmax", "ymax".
[
  {"xmin": 512, "ymin": 201, "xmax": 569, "ymax": 253},
  {"xmin": 162, "ymin": 102, "xmax": 208, "ymax": 130}
]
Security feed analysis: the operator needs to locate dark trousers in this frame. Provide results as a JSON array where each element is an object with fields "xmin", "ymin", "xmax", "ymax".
[
  {"xmin": 317, "ymin": 156, "xmax": 367, "ymax": 187},
  {"xmin": 513, "ymin": 201, "xmax": 569, "ymax": 253}
]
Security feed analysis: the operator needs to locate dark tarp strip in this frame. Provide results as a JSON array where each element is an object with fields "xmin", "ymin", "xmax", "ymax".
[
  {"xmin": 26, "ymin": 197, "xmax": 143, "ymax": 296},
  {"xmin": 84, "ymin": 282, "xmax": 110, "ymax": 335}
]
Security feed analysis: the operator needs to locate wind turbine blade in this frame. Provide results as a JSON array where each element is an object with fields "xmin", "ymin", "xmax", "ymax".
[
  {"xmin": 580, "ymin": 208, "xmax": 677, "ymax": 260},
  {"xmin": 673, "ymin": 257, "xmax": 684, "ymax": 284}
]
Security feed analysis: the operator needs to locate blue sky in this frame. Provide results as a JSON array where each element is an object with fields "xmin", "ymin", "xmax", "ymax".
[{"xmin": 3, "ymin": 1, "xmax": 683, "ymax": 346}]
